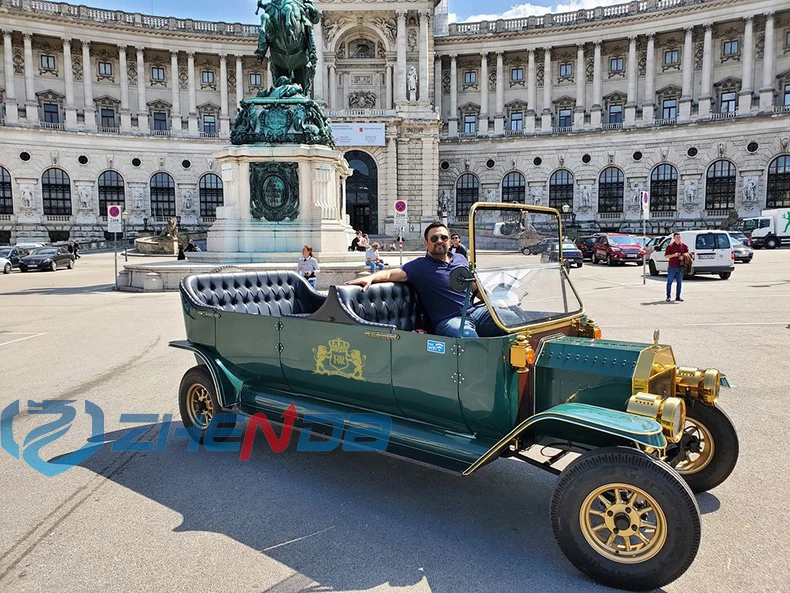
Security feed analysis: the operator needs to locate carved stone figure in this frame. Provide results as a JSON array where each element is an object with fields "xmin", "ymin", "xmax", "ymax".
[
  {"xmin": 485, "ymin": 188, "xmax": 497, "ymax": 202},
  {"xmin": 20, "ymin": 186, "xmax": 35, "ymax": 210},
  {"xmin": 742, "ymin": 177, "xmax": 757, "ymax": 204},
  {"xmin": 530, "ymin": 187, "xmax": 544, "ymax": 205},
  {"xmin": 407, "ymin": 66, "xmax": 418, "ymax": 94},
  {"xmin": 78, "ymin": 187, "xmax": 92, "ymax": 211},
  {"xmin": 255, "ymin": 0, "xmax": 320, "ymax": 95},
  {"xmin": 684, "ymin": 180, "xmax": 698, "ymax": 205},
  {"xmin": 133, "ymin": 190, "xmax": 145, "ymax": 212},
  {"xmin": 580, "ymin": 185, "xmax": 592, "ymax": 208},
  {"xmin": 348, "ymin": 91, "xmax": 376, "ymax": 109},
  {"xmin": 182, "ymin": 190, "xmax": 195, "ymax": 212},
  {"xmin": 630, "ymin": 182, "xmax": 645, "ymax": 208}
]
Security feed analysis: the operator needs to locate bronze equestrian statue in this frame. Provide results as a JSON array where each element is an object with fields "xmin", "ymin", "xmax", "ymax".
[{"xmin": 255, "ymin": 0, "xmax": 320, "ymax": 96}]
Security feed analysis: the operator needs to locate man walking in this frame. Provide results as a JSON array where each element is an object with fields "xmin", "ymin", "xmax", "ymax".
[{"xmin": 664, "ymin": 232, "xmax": 688, "ymax": 302}]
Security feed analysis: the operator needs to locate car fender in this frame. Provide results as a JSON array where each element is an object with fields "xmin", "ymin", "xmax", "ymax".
[
  {"xmin": 462, "ymin": 402, "xmax": 666, "ymax": 476},
  {"xmin": 169, "ymin": 340, "xmax": 243, "ymax": 408}
]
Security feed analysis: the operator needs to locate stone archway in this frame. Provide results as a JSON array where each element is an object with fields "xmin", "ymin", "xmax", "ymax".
[{"xmin": 345, "ymin": 150, "xmax": 378, "ymax": 234}]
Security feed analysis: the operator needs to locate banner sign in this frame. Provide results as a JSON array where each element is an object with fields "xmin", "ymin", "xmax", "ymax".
[{"xmin": 330, "ymin": 123, "xmax": 386, "ymax": 146}]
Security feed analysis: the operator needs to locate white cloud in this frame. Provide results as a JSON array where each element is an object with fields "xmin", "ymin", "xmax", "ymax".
[{"xmin": 458, "ymin": 0, "xmax": 625, "ymax": 23}]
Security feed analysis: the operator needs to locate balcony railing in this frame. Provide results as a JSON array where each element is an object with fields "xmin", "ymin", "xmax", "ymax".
[
  {"xmin": 151, "ymin": 129, "xmax": 172, "ymax": 137},
  {"xmin": 39, "ymin": 120, "xmax": 64, "ymax": 130},
  {"xmin": 710, "ymin": 111, "xmax": 736, "ymax": 120},
  {"xmin": 774, "ymin": 105, "xmax": 790, "ymax": 114},
  {"xmin": 199, "ymin": 131, "xmax": 220, "ymax": 138},
  {"xmin": 705, "ymin": 209, "xmax": 731, "ymax": 217},
  {"xmin": 651, "ymin": 210, "xmax": 676, "ymax": 218},
  {"xmin": 654, "ymin": 117, "xmax": 677, "ymax": 126},
  {"xmin": 552, "ymin": 125, "xmax": 573, "ymax": 133},
  {"xmin": 98, "ymin": 126, "xmax": 120, "ymax": 133},
  {"xmin": 504, "ymin": 128, "xmax": 526, "ymax": 137},
  {"xmin": 458, "ymin": 132, "xmax": 478, "ymax": 139},
  {"xmin": 202, "ymin": 216, "xmax": 216, "ymax": 223},
  {"xmin": 0, "ymin": 214, "xmax": 12, "ymax": 221},
  {"xmin": 324, "ymin": 109, "xmax": 397, "ymax": 118},
  {"xmin": 598, "ymin": 212, "xmax": 621, "ymax": 220},
  {"xmin": 46, "ymin": 215, "xmax": 72, "ymax": 222},
  {"xmin": 602, "ymin": 122, "xmax": 623, "ymax": 130}
]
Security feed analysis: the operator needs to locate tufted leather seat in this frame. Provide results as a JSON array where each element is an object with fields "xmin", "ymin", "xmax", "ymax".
[
  {"xmin": 334, "ymin": 283, "xmax": 427, "ymax": 331},
  {"xmin": 180, "ymin": 270, "xmax": 325, "ymax": 316}
]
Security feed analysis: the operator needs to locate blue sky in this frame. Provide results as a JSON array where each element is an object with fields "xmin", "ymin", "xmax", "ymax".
[{"xmin": 81, "ymin": 0, "xmax": 623, "ymax": 24}]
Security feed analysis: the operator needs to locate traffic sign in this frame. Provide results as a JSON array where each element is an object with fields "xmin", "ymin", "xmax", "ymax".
[
  {"xmin": 394, "ymin": 200, "xmax": 407, "ymax": 214},
  {"xmin": 107, "ymin": 204, "xmax": 122, "ymax": 233},
  {"xmin": 641, "ymin": 191, "xmax": 650, "ymax": 220}
]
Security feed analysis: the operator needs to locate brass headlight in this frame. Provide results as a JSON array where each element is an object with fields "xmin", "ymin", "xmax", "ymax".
[
  {"xmin": 627, "ymin": 393, "xmax": 686, "ymax": 443},
  {"xmin": 676, "ymin": 367, "xmax": 721, "ymax": 404}
]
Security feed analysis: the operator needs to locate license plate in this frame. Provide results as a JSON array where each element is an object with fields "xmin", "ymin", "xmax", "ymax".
[
  {"xmin": 625, "ymin": 254, "xmax": 637, "ymax": 258},
  {"xmin": 699, "ymin": 254, "xmax": 715, "ymax": 259},
  {"xmin": 27, "ymin": 264, "xmax": 37, "ymax": 268}
]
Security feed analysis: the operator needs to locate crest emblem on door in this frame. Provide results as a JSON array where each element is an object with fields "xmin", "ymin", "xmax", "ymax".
[{"xmin": 313, "ymin": 338, "xmax": 366, "ymax": 381}]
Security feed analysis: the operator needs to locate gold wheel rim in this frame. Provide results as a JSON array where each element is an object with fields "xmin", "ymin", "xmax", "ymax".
[
  {"xmin": 186, "ymin": 383, "xmax": 214, "ymax": 428},
  {"xmin": 674, "ymin": 417, "xmax": 715, "ymax": 475},
  {"xmin": 580, "ymin": 483, "xmax": 667, "ymax": 564}
]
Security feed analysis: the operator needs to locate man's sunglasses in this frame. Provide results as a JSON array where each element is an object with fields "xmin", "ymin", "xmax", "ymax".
[{"xmin": 429, "ymin": 234, "xmax": 450, "ymax": 243}]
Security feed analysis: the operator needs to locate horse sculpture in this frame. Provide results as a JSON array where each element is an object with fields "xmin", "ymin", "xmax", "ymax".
[{"xmin": 255, "ymin": 0, "xmax": 320, "ymax": 96}]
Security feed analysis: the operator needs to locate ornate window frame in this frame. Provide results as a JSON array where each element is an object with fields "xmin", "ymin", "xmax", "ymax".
[
  {"xmin": 604, "ymin": 91, "xmax": 627, "ymax": 123},
  {"xmin": 200, "ymin": 69, "xmax": 217, "ymax": 90},
  {"xmin": 661, "ymin": 36, "xmax": 682, "ymax": 72},
  {"xmin": 784, "ymin": 29, "xmax": 790, "ymax": 54},
  {"xmin": 505, "ymin": 100, "xmax": 527, "ymax": 131},
  {"xmin": 510, "ymin": 66, "xmax": 525, "ymax": 87},
  {"xmin": 719, "ymin": 27, "xmax": 742, "ymax": 63},
  {"xmin": 249, "ymin": 72, "xmax": 263, "ymax": 91},
  {"xmin": 714, "ymin": 77, "xmax": 741, "ymax": 113},
  {"xmin": 147, "ymin": 99, "xmax": 172, "ymax": 132},
  {"xmin": 608, "ymin": 56, "xmax": 625, "ymax": 79},
  {"xmin": 36, "ymin": 89, "xmax": 65, "ymax": 124},
  {"xmin": 150, "ymin": 65, "xmax": 167, "ymax": 86},
  {"xmin": 462, "ymin": 69, "xmax": 478, "ymax": 90},
  {"xmin": 558, "ymin": 62, "xmax": 574, "ymax": 83},
  {"xmin": 39, "ymin": 53, "xmax": 58, "ymax": 76}
]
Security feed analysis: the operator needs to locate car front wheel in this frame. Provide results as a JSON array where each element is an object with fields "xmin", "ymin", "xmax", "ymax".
[
  {"xmin": 50, "ymin": 261, "xmax": 57, "ymax": 272},
  {"xmin": 719, "ymin": 272, "xmax": 731, "ymax": 280},
  {"xmin": 67, "ymin": 258, "xmax": 74, "ymax": 269},
  {"xmin": 3, "ymin": 263, "xmax": 10, "ymax": 274},
  {"xmin": 648, "ymin": 260, "xmax": 659, "ymax": 276},
  {"xmin": 665, "ymin": 403, "xmax": 738, "ymax": 493},
  {"xmin": 551, "ymin": 447, "xmax": 700, "ymax": 591},
  {"xmin": 765, "ymin": 237, "xmax": 778, "ymax": 249},
  {"xmin": 521, "ymin": 247, "xmax": 531, "ymax": 255}
]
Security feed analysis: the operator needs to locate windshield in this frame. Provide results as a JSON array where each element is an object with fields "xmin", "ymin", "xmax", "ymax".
[
  {"xmin": 0, "ymin": 249, "xmax": 10, "ymax": 257},
  {"xmin": 470, "ymin": 205, "xmax": 583, "ymax": 331},
  {"xmin": 562, "ymin": 243, "xmax": 578, "ymax": 249},
  {"xmin": 609, "ymin": 236, "xmax": 639, "ymax": 245},
  {"xmin": 31, "ymin": 248, "xmax": 57, "ymax": 256}
]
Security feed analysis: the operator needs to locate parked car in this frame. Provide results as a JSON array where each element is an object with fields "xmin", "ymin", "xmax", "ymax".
[
  {"xmin": 541, "ymin": 241, "xmax": 584, "ymax": 268},
  {"xmin": 727, "ymin": 231, "xmax": 750, "ymax": 247},
  {"xmin": 172, "ymin": 203, "xmax": 737, "ymax": 591},
  {"xmin": 575, "ymin": 236, "xmax": 597, "ymax": 260},
  {"xmin": 519, "ymin": 237, "xmax": 556, "ymax": 255},
  {"xmin": 0, "ymin": 246, "xmax": 28, "ymax": 270},
  {"xmin": 729, "ymin": 236, "xmax": 753, "ymax": 263},
  {"xmin": 14, "ymin": 242, "xmax": 45, "ymax": 251},
  {"xmin": 591, "ymin": 233, "xmax": 644, "ymax": 265},
  {"xmin": 648, "ymin": 230, "xmax": 735, "ymax": 279},
  {"xmin": 0, "ymin": 256, "xmax": 11, "ymax": 274},
  {"xmin": 643, "ymin": 236, "xmax": 664, "ymax": 260},
  {"xmin": 18, "ymin": 246, "xmax": 74, "ymax": 272}
]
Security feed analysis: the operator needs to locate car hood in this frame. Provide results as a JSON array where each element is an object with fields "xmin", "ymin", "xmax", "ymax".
[{"xmin": 20, "ymin": 255, "xmax": 54, "ymax": 262}]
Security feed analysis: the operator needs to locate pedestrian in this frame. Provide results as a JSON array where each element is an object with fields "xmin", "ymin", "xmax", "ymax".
[
  {"xmin": 297, "ymin": 244, "xmax": 320, "ymax": 287},
  {"xmin": 72, "ymin": 241, "xmax": 80, "ymax": 259},
  {"xmin": 365, "ymin": 242, "xmax": 385, "ymax": 273},
  {"xmin": 349, "ymin": 230, "xmax": 363, "ymax": 252},
  {"xmin": 360, "ymin": 234, "xmax": 370, "ymax": 250},
  {"xmin": 664, "ymin": 232, "xmax": 689, "ymax": 302},
  {"xmin": 449, "ymin": 233, "xmax": 468, "ymax": 257},
  {"xmin": 177, "ymin": 241, "xmax": 186, "ymax": 261}
]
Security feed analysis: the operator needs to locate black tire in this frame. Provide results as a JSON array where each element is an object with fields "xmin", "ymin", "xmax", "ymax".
[
  {"xmin": 606, "ymin": 255, "xmax": 614, "ymax": 266},
  {"xmin": 521, "ymin": 247, "xmax": 530, "ymax": 255},
  {"xmin": 719, "ymin": 272, "xmax": 731, "ymax": 280},
  {"xmin": 591, "ymin": 253, "xmax": 598, "ymax": 264},
  {"xmin": 577, "ymin": 262, "xmax": 583, "ymax": 268},
  {"xmin": 636, "ymin": 260, "xmax": 643, "ymax": 266},
  {"xmin": 3, "ymin": 263, "xmax": 10, "ymax": 274},
  {"xmin": 50, "ymin": 261, "xmax": 57, "ymax": 272},
  {"xmin": 67, "ymin": 258, "xmax": 74, "ymax": 269},
  {"xmin": 648, "ymin": 260, "xmax": 659, "ymax": 276},
  {"xmin": 665, "ymin": 403, "xmax": 739, "ymax": 493},
  {"xmin": 765, "ymin": 237, "xmax": 778, "ymax": 249},
  {"xmin": 551, "ymin": 447, "xmax": 700, "ymax": 591},
  {"xmin": 179, "ymin": 365, "xmax": 235, "ymax": 443}
]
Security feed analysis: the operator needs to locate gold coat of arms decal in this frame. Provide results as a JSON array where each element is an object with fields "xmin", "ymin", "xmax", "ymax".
[{"xmin": 313, "ymin": 338, "xmax": 366, "ymax": 381}]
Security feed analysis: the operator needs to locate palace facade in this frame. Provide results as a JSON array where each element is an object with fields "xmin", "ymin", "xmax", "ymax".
[{"xmin": 0, "ymin": 0, "xmax": 788, "ymax": 243}]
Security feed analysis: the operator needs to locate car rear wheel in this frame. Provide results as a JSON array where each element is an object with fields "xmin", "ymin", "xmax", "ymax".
[
  {"xmin": 665, "ymin": 403, "xmax": 738, "ymax": 493},
  {"xmin": 648, "ymin": 260, "xmax": 658, "ymax": 276},
  {"xmin": 521, "ymin": 247, "xmax": 531, "ymax": 255},
  {"xmin": 577, "ymin": 262, "xmax": 583, "ymax": 268},
  {"xmin": 3, "ymin": 263, "xmax": 10, "ymax": 274},
  {"xmin": 765, "ymin": 237, "xmax": 778, "ymax": 249},
  {"xmin": 551, "ymin": 447, "xmax": 700, "ymax": 591},
  {"xmin": 179, "ymin": 365, "xmax": 236, "ymax": 444},
  {"xmin": 50, "ymin": 261, "xmax": 57, "ymax": 272},
  {"xmin": 591, "ymin": 253, "xmax": 598, "ymax": 264},
  {"xmin": 606, "ymin": 255, "xmax": 614, "ymax": 266},
  {"xmin": 719, "ymin": 272, "xmax": 731, "ymax": 280},
  {"xmin": 636, "ymin": 260, "xmax": 644, "ymax": 266},
  {"xmin": 67, "ymin": 258, "xmax": 74, "ymax": 269}
]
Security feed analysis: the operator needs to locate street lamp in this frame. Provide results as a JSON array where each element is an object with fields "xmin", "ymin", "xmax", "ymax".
[{"xmin": 122, "ymin": 210, "xmax": 129, "ymax": 261}]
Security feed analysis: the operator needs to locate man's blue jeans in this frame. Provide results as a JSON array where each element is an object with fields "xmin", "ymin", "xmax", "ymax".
[
  {"xmin": 366, "ymin": 261, "xmax": 385, "ymax": 273},
  {"xmin": 433, "ymin": 305, "xmax": 510, "ymax": 338},
  {"xmin": 667, "ymin": 266, "xmax": 683, "ymax": 299}
]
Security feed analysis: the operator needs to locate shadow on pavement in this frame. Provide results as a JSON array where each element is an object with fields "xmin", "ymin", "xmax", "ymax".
[
  {"xmin": 70, "ymin": 422, "xmax": 647, "ymax": 593},
  {"xmin": 1, "ymin": 284, "xmax": 115, "ymax": 296}
]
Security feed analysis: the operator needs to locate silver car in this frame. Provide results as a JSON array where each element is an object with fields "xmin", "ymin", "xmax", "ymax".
[{"xmin": 729, "ymin": 235, "xmax": 753, "ymax": 263}]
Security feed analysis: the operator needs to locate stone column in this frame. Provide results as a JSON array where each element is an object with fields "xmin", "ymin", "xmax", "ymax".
[
  {"xmin": 62, "ymin": 38, "xmax": 77, "ymax": 129},
  {"xmin": 418, "ymin": 10, "xmax": 429, "ymax": 102},
  {"xmin": 136, "ymin": 47, "xmax": 148, "ymax": 130},
  {"xmin": 187, "ymin": 52, "xmax": 198, "ymax": 135},
  {"xmin": 526, "ymin": 48, "xmax": 536, "ymax": 133},
  {"xmin": 328, "ymin": 63, "xmax": 337, "ymax": 109},
  {"xmin": 82, "ymin": 41, "xmax": 96, "ymax": 130},
  {"xmin": 591, "ymin": 41, "xmax": 602, "ymax": 128},
  {"xmin": 494, "ymin": 51, "xmax": 504, "ymax": 135},
  {"xmin": 679, "ymin": 27, "xmax": 693, "ymax": 122},
  {"xmin": 738, "ymin": 16, "xmax": 754, "ymax": 115},
  {"xmin": 118, "ymin": 45, "xmax": 131, "ymax": 132},
  {"xmin": 698, "ymin": 25, "xmax": 714, "ymax": 118},
  {"xmin": 541, "ymin": 47, "xmax": 552, "ymax": 133},
  {"xmin": 396, "ymin": 10, "xmax": 407, "ymax": 103},
  {"xmin": 23, "ymin": 33, "xmax": 36, "ymax": 119},
  {"xmin": 342, "ymin": 70, "xmax": 350, "ymax": 109},
  {"xmin": 387, "ymin": 61, "xmax": 395, "ymax": 109},
  {"xmin": 313, "ymin": 17, "xmax": 324, "ymax": 102},
  {"xmin": 434, "ymin": 55, "xmax": 442, "ymax": 113},
  {"xmin": 574, "ymin": 43, "xmax": 585, "ymax": 130},
  {"xmin": 479, "ymin": 52, "xmax": 489, "ymax": 135},
  {"xmin": 642, "ymin": 34, "xmax": 655, "ymax": 123},
  {"xmin": 448, "ymin": 54, "xmax": 458, "ymax": 137},
  {"xmin": 3, "ymin": 32, "xmax": 18, "ymax": 124},
  {"xmin": 170, "ymin": 50, "xmax": 181, "ymax": 131},
  {"xmin": 625, "ymin": 35, "xmax": 638, "ymax": 126},
  {"xmin": 760, "ymin": 13, "xmax": 775, "ymax": 111},
  {"xmin": 235, "ymin": 55, "xmax": 243, "ymax": 108},
  {"xmin": 219, "ymin": 54, "xmax": 230, "ymax": 136}
]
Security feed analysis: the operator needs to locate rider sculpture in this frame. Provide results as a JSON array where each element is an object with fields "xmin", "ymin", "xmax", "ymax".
[{"xmin": 255, "ymin": 0, "xmax": 320, "ymax": 96}]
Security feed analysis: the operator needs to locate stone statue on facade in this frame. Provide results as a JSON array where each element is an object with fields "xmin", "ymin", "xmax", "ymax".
[
  {"xmin": 182, "ymin": 190, "xmax": 195, "ymax": 212},
  {"xmin": 580, "ymin": 185, "xmax": 592, "ymax": 209},
  {"xmin": 20, "ymin": 186, "xmax": 35, "ymax": 211},
  {"xmin": 684, "ymin": 180, "xmax": 697, "ymax": 205},
  {"xmin": 255, "ymin": 0, "xmax": 319, "ymax": 96},
  {"xmin": 741, "ymin": 177, "xmax": 758, "ymax": 206},
  {"xmin": 407, "ymin": 66, "xmax": 418, "ymax": 95},
  {"xmin": 630, "ymin": 182, "xmax": 645, "ymax": 210},
  {"xmin": 133, "ymin": 190, "xmax": 145, "ymax": 212},
  {"xmin": 530, "ymin": 187, "xmax": 544, "ymax": 206},
  {"xmin": 78, "ymin": 187, "xmax": 92, "ymax": 211}
]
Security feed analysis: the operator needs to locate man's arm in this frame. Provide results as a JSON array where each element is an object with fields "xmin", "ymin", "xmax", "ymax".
[{"xmin": 346, "ymin": 267, "xmax": 408, "ymax": 290}]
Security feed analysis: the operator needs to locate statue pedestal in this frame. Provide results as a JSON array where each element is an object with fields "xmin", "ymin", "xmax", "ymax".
[{"xmin": 205, "ymin": 144, "xmax": 354, "ymax": 260}]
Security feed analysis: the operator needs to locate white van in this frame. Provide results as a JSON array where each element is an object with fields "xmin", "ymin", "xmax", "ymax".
[{"xmin": 648, "ymin": 230, "xmax": 735, "ymax": 279}]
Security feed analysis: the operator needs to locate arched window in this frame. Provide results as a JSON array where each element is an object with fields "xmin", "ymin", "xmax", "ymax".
[
  {"xmin": 549, "ymin": 169, "xmax": 574, "ymax": 211},
  {"xmin": 149, "ymin": 172, "xmax": 176, "ymax": 218},
  {"xmin": 98, "ymin": 171, "xmax": 124, "ymax": 217},
  {"xmin": 199, "ymin": 173, "xmax": 224, "ymax": 218},
  {"xmin": 705, "ymin": 160, "xmax": 736, "ymax": 211},
  {"xmin": 455, "ymin": 173, "xmax": 479, "ymax": 220},
  {"xmin": 42, "ymin": 168, "xmax": 72, "ymax": 215},
  {"xmin": 767, "ymin": 156, "xmax": 790, "ymax": 209},
  {"xmin": 348, "ymin": 38, "xmax": 376, "ymax": 59},
  {"xmin": 501, "ymin": 171, "xmax": 526, "ymax": 203},
  {"xmin": 0, "ymin": 167, "xmax": 12, "ymax": 215},
  {"xmin": 598, "ymin": 167, "xmax": 625, "ymax": 213},
  {"xmin": 650, "ymin": 164, "xmax": 678, "ymax": 212}
]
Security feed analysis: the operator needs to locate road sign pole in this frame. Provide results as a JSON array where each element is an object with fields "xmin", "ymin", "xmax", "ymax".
[
  {"xmin": 114, "ymin": 231, "xmax": 118, "ymax": 291},
  {"xmin": 399, "ymin": 226, "xmax": 404, "ymax": 267},
  {"xmin": 641, "ymin": 191, "xmax": 649, "ymax": 285}
]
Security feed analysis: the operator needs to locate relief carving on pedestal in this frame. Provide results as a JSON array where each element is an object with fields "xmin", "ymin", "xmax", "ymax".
[{"xmin": 348, "ymin": 91, "xmax": 376, "ymax": 108}]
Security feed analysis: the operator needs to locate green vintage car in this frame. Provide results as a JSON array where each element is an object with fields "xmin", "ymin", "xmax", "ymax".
[{"xmin": 171, "ymin": 203, "xmax": 738, "ymax": 591}]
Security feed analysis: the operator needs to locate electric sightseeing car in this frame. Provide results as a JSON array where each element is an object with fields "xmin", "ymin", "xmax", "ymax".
[{"xmin": 171, "ymin": 203, "xmax": 738, "ymax": 591}]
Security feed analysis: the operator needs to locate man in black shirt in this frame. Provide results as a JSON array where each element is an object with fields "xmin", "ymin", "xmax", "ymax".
[
  {"xmin": 449, "ymin": 233, "xmax": 468, "ymax": 258},
  {"xmin": 349, "ymin": 230, "xmax": 362, "ymax": 252}
]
